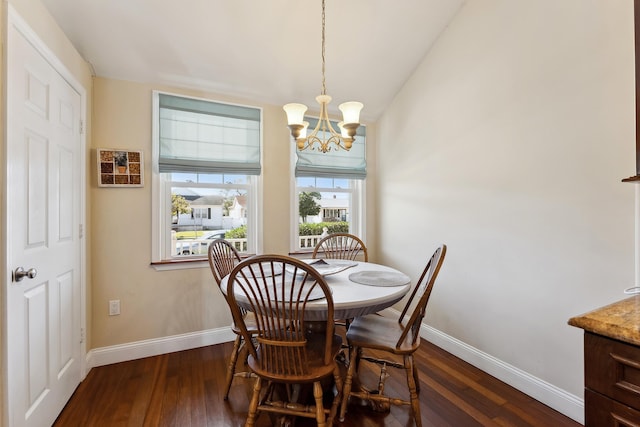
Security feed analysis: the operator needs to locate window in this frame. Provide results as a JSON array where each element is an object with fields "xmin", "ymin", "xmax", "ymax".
[
  {"xmin": 152, "ymin": 92, "xmax": 261, "ymax": 262},
  {"xmin": 292, "ymin": 119, "xmax": 366, "ymax": 251},
  {"xmin": 323, "ymin": 208, "xmax": 347, "ymax": 221}
]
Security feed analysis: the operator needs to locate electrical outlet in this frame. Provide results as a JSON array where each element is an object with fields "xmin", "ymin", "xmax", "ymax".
[{"xmin": 109, "ymin": 300, "xmax": 120, "ymax": 316}]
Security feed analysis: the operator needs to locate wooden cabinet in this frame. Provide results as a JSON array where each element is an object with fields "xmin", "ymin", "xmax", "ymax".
[{"xmin": 584, "ymin": 332, "xmax": 640, "ymax": 426}]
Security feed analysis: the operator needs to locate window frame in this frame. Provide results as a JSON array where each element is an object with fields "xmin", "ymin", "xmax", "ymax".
[
  {"xmin": 290, "ymin": 147, "xmax": 366, "ymax": 253},
  {"xmin": 151, "ymin": 91, "xmax": 262, "ymax": 268}
]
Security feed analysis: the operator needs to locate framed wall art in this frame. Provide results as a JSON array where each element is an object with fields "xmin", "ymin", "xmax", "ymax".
[{"xmin": 97, "ymin": 148, "xmax": 144, "ymax": 187}]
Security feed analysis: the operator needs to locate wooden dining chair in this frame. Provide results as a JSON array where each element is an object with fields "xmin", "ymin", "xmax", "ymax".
[
  {"xmin": 207, "ymin": 238, "xmax": 256, "ymax": 400},
  {"xmin": 226, "ymin": 254, "xmax": 344, "ymax": 427},
  {"xmin": 313, "ymin": 232, "xmax": 368, "ymax": 334},
  {"xmin": 339, "ymin": 244, "xmax": 447, "ymax": 427},
  {"xmin": 312, "ymin": 232, "xmax": 368, "ymax": 262}
]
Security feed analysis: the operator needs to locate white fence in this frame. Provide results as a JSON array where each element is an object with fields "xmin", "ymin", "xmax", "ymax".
[
  {"xmin": 299, "ymin": 235, "xmax": 323, "ymax": 249},
  {"xmin": 174, "ymin": 234, "xmax": 324, "ymax": 256},
  {"xmin": 224, "ymin": 238, "xmax": 248, "ymax": 253},
  {"xmin": 174, "ymin": 238, "xmax": 248, "ymax": 255}
]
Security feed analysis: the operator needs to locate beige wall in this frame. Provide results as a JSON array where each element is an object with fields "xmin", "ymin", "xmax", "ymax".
[
  {"xmin": 377, "ymin": 0, "xmax": 635, "ymax": 404},
  {"xmin": 89, "ymin": 79, "xmax": 382, "ymax": 348},
  {"xmin": 90, "ymin": 79, "xmax": 285, "ymax": 346}
]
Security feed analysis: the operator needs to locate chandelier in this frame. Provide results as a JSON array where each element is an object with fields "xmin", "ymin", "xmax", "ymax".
[{"xmin": 283, "ymin": 0, "xmax": 363, "ymax": 153}]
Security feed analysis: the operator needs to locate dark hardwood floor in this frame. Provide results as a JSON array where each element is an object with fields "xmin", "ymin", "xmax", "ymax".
[{"xmin": 54, "ymin": 335, "xmax": 582, "ymax": 426}]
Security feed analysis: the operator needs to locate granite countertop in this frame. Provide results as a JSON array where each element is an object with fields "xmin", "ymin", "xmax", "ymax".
[{"xmin": 568, "ymin": 295, "xmax": 640, "ymax": 346}]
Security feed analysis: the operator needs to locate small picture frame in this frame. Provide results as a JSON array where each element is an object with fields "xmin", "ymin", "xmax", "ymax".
[{"xmin": 97, "ymin": 148, "xmax": 144, "ymax": 187}]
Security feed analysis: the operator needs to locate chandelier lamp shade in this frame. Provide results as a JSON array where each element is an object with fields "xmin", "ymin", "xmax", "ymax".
[{"xmin": 283, "ymin": 0, "xmax": 363, "ymax": 153}]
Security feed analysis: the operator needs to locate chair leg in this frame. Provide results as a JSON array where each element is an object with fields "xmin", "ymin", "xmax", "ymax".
[
  {"xmin": 224, "ymin": 334, "xmax": 243, "ymax": 400},
  {"xmin": 354, "ymin": 346, "xmax": 363, "ymax": 373},
  {"xmin": 342, "ymin": 318, "xmax": 353, "ymax": 361},
  {"xmin": 339, "ymin": 344, "xmax": 359, "ymax": 421},
  {"xmin": 404, "ymin": 355, "xmax": 422, "ymax": 427},
  {"xmin": 245, "ymin": 377, "xmax": 262, "ymax": 427},
  {"xmin": 313, "ymin": 381, "xmax": 327, "ymax": 427},
  {"xmin": 413, "ymin": 357, "xmax": 421, "ymax": 394},
  {"xmin": 328, "ymin": 364, "xmax": 343, "ymax": 424}
]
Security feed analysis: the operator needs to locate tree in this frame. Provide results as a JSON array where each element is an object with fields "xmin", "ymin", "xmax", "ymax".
[
  {"xmin": 299, "ymin": 191, "xmax": 322, "ymax": 223},
  {"xmin": 223, "ymin": 198, "xmax": 234, "ymax": 216},
  {"xmin": 222, "ymin": 190, "xmax": 242, "ymax": 216},
  {"xmin": 171, "ymin": 194, "xmax": 191, "ymax": 223}
]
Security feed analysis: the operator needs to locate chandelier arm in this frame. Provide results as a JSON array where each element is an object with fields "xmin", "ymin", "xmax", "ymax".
[
  {"xmin": 306, "ymin": 115, "xmax": 324, "ymax": 141},
  {"xmin": 302, "ymin": 134, "xmax": 347, "ymax": 153},
  {"xmin": 319, "ymin": 100, "xmax": 341, "ymax": 137},
  {"xmin": 326, "ymin": 134, "xmax": 348, "ymax": 151},
  {"xmin": 306, "ymin": 99, "xmax": 342, "ymax": 142},
  {"xmin": 309, "ymin": 134, "xmax": 329, "ymax": 153}
]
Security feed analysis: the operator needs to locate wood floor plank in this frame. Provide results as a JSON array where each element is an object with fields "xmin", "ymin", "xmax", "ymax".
[
  {"xmin": 426, "ymin": 355, "xmax": 507, "ymax": 406},
  {"xmin": 141, "ymin": 356, "xmax": 168, "ymax": 427},
  {"xmin": 53, "ymin": 340, "xmax": 582, "ymax": 427}
]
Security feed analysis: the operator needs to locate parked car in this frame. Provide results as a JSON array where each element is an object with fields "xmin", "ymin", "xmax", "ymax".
[{"xmin": 176, "ymin": 230, "xmax": 228, "ymax": 255}]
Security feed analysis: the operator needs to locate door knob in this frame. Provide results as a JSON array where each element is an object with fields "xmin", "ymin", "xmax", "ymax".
[{"xmin": 13, "ymin": 267, "xmax": 37, "ymax": 282}]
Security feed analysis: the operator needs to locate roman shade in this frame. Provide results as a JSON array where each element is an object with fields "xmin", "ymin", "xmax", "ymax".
[
  {"xmin": 158, "ymin": 93, "xmax": 261, "ymax": 175},
  {"xmin": 295, "ymin": 117, "xmax": 366, "ymax": 180}
]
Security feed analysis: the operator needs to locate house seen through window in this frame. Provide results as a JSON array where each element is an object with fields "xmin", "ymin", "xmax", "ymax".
[
  {"xmin": 293, "ymin": 119, "xmax": 366, "ymax": 251},
  {"xmin": 152, "ymin": 92, "xmax": 261, "ymax": 261},
  {"xmin": 171, "ymin": 173, "xmax": 251, "ymax": 256}
]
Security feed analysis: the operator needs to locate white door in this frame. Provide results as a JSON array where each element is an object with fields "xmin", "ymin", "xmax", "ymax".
[{"xmin": 6, "ymin": 15, "xmax": 83, "ymax": 427}]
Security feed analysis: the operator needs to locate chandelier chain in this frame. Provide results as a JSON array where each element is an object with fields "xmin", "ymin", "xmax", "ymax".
[
  {"xmin": 282, "ymin": 0, "xmax": 362, "ymax": 152},
  {"xmin": 321, "ymin": 0, "xmax": 326, "ymax": 96}
]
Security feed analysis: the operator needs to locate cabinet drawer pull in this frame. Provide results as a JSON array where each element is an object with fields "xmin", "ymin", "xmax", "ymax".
[
  {"xmin": 611, "ymin": 353, "xmax": 640, "ymax": 370},
  {"xmin": 610, "ymin": 352, "xmax": 640, "ymax": 397},
  {"xmin": 612, "ymin": 412, "xmax": 640, "ymax": 427}
]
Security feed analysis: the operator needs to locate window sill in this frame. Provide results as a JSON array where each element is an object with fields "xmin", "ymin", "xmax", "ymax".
[
  {"xmin": 150, "ymin": 253, "xmax": 256, "ymax": 271},
  {"xmin": 288, "ymin": 250, "xmax": 315, "ymax": 258},
  {"xmin": 151, "ymin": 258, "xmax": 210, "ymax": 271}
]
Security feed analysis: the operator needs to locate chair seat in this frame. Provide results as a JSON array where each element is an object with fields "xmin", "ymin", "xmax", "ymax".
[
  {"xmin": 248, "ymin": 333, "xmax": 342, "ymax": 383},
  {"xmin": 346, "ymin": 313, "xmax": 418, "ymax": 354}
]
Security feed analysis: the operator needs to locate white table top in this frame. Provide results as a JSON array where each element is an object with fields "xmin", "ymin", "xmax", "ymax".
[{"xmin": 222, "ymin": 259, "xmax": 411, "ymax": 321}]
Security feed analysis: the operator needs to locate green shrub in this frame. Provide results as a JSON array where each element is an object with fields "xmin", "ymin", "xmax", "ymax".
[
  {"xmin": 226, "ymin": 225, "xmax": 247, "ymax": 239},
  {"xmin": 298, "ymin": 221, "xmax": 349, "ymax": 236}
]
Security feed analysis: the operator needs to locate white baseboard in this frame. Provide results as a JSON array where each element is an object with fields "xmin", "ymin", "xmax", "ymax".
[
  {"xmin": 85, "ymin": 326, "xmax": 235, "ymax": 371},
  {"xmin": 378, "ymin": 308, "xmax": 584, "ymax": 424},
  {"xmin": 83, "ymin": 314, "xmax": 585, "ymax": 424},
  {"xmin": 423, "ymin": 323, "xmax": 584, "ymax": 424}
]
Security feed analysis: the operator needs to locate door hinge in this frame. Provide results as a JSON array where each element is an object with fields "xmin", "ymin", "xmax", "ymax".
[
  {"xmin": 79, "ymin": 224, "xmax": 84, "ymax": 239},
  {"xmin": 80, "ymin": 328, "xmax": 85, "ymax": 344},
  {"xmin": 79, "ymin": 119, "xmax": 84, "ymax": 135}
]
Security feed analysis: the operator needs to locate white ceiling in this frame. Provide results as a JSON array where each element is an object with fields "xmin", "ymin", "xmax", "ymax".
[{"xmin": 39, "ymin": 0, "xmax": 464, "ymax": 121}]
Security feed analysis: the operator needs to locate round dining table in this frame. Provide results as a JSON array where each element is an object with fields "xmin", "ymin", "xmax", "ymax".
[{"xmin": 222, "ymin": 258, "xmax": 412, "ymax": 321}]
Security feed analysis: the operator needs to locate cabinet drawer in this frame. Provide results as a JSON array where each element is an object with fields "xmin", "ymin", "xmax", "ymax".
[
  {"xmin": 586, "ymin": 389, "xmax": 640, "ymax": 427},
  {"xmin": 585, "ymin": 332, "xmax": 640, "ymax": 411}
]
